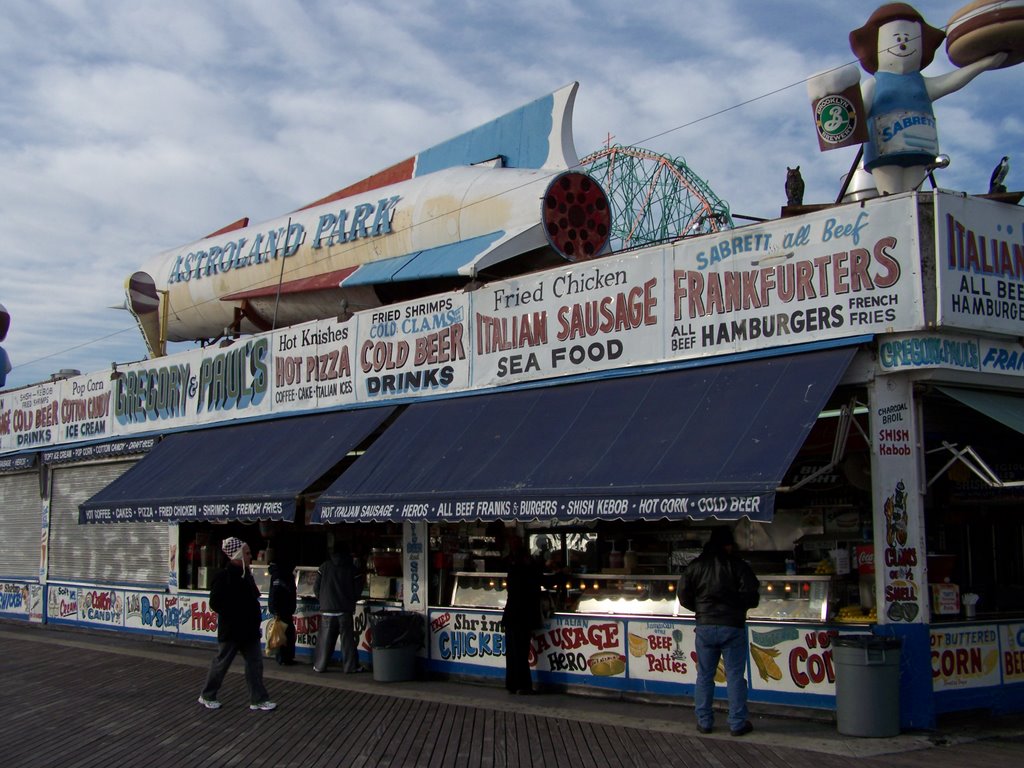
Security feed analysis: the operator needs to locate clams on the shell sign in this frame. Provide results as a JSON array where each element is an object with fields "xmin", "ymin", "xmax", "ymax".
[{"xmin": 869, "ymin": 375, "xmax": 927, "ymax": 624}]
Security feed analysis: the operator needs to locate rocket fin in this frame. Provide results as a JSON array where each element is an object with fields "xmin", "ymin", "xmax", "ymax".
[
  {"xmin": 414, "ymin": 82, "xmax": 579, "ymax": 176},
  {"xmin": 295, "ymin": 83, "xmax": 580, "ymax": 212}
]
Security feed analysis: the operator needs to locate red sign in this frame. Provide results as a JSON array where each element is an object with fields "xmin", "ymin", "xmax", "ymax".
[{"xmin": 854, "ymin": 544, "xmax": 874, "ymax": 575}]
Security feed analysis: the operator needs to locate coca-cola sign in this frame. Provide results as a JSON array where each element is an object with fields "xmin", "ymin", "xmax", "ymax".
[{"xmin": 854, "ymin": 544, "xmax": 874, "ymax": 574}]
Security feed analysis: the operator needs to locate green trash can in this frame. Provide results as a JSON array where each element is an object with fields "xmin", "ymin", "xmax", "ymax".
[
  {"xmin": 369, "ymin": 611, "xmax": 424, "ymax": 682},
  {"xmin": 833, "ymin": 634, "xmax": 902, "ymax": 737}
]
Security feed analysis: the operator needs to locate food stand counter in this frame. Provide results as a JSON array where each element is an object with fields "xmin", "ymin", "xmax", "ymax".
[
  {"xmin": 433, "ymin": 569, "xmax": 861, "ymax": 707},
  {"xmin": 450, "ymin": 571, "xmax": 847, "ymax": 622}
]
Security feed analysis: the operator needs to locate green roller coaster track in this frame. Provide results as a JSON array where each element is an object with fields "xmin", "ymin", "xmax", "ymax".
[{"xmin": 579, "ymin": 144, "xmax": 733, "ymax": 253}]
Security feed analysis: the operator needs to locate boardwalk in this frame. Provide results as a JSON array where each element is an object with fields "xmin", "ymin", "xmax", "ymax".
[{"xmin": 2, "ymin": 621, "xmax": 1023, "ymax": 767}]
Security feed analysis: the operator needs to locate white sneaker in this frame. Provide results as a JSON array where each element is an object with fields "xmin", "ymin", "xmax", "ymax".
[
  {"xmin": 198, "ymin": 696, "xmax": 221, "ymax": 710},
  {"xmin": 249, "ymin": 701, "xmax": 278, "ymax": 711}
]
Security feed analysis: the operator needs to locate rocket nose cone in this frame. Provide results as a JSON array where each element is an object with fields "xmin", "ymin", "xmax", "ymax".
[{"xmin": 126, "ymin": 272, "xmax": 161, "ymax": 315}]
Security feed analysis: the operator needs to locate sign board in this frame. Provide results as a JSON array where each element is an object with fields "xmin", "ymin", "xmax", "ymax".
[
  {"xmin": 1, "ymin": 195, "xmax": 931, "ymax": 456},
  {"xmin": 931, "ymin": 624, "xmax": 1002, "ymax": 690},
  {"xmin": 936, "ymin": 191, "xmax": 1024, "ymax": 336}
]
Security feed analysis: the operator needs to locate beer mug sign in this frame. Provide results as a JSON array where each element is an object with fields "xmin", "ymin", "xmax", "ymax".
[{"xmin": 808, "ymin": 65, "xmax": 867, "ymax": 152}]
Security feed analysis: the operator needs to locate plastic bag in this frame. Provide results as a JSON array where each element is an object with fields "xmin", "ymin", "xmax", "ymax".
[{"xmin": 266, "ymin": 616, "xmax": 286, "ymax": 652}]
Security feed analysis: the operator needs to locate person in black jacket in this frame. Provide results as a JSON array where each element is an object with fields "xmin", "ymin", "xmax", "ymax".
[
  {"xmin": 198, "ymin": 537, "xmax": 276, "ymax": 711},
  {"xmin": 679, "ymin": 527, "xmax": 759, "ymax": 737},
  {"xmin": 501, "ymin": 535, "xmax": 548, "ymax": 695},
  {"xmin": 313, "ymin": 541, "xmax": 365, "ymax": 673},
  {"xmin": 268, "ymin": 561, "xmax": 297, "ymax": 665}
]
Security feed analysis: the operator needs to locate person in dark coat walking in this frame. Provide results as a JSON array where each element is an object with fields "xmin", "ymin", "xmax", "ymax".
[
  {"xmin": 313, "ymin": 541, "xmax": 365, "ymax": 673},
  {"xmin": 501, "ymin": 535, "xmax": 547, "ymax": 695},
  {"xmin": 198, "ymin": 537, "xmax": 277, "ymax": 711},
  {"xmin": 268, "ymin": 561, "xmax": 297, "ymax": 665},
  {"xmin": 679, "ymin": 527, "xmax": 759, "ymax": 736}
]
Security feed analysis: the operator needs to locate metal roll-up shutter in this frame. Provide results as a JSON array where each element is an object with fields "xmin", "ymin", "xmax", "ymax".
[
  {"xmin": 0, "ymin": 471, "xmax": 42, "ymax": 579},
  {"xmin": 49, "ymin": 461, "xmax": 166, "ymax": 586}
]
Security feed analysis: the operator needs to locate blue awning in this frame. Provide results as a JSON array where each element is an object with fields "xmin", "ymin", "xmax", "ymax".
[
  {"xmin": 936, "ymin": 386, "xmax": 1024, "ymax": 435},
  {"xmin": 312, "ymin": 347, "xmax": 855, "ymax": 524},
  {"xmin": 0, "ymin": 451, "xmax": 37, "ymax": 473},
  {"xmin": 43, "ymin": 437, "xmax": 158, "ymax": 465},
  {"xmin": 79, "ymin": 407, "xmax": 395, "ymax": 523},
  {"xmin": 341, "ymin": 232, "xmax": 505, "ymax": 286}
]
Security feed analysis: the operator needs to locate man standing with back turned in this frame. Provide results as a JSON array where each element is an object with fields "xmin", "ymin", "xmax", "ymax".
[
  {"xmin": 313, "ymin": 540, "xmax": 364, "ymax": 673},
  {"xmin": 679, "ymin": 526, "xmax": 760, "ymax": 736}
]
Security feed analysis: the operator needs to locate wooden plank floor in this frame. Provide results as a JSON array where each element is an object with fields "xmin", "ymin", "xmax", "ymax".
[{"xmin": 1, "ymin": 624, "xmax": 1022, "ymax": 768}]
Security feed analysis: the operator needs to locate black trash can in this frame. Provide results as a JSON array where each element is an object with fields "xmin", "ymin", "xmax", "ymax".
[
  {"xmin": 369, "ymin": 610, "xmax": 424, "ymax": 682},
  {"xmin": 833, "ymin": 634, "xmax": 902, "ymax": 737}
]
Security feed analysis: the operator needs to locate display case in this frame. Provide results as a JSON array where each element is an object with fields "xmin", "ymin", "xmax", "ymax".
[
  {"xmin": 750, "ymin": 574, "xmax": 833, "ymax": 622},
  {"xmin": 295, "ymin": 566, "xmax": 320, "ymax": 599},
  {"xmin": 450, "ymin": 571, "xmax": 508, "ymax": 609},
  {"xmin": 252, "ymin": 564, "xmax": 272, "ymax": 595},
  {"xmin": 448, "ymin": 571, "xmax": 838, "ymax": 621},
  {"xmin": 366, "ymin": 574, "xmax": 402, "ymax": 602},
  {"xmin": 567, "ymin": 574, "xmax": 683, "ymax": 616},
  {"xmin": 448, "ymin": 572, "xmax": 688, "ymax": 617}
]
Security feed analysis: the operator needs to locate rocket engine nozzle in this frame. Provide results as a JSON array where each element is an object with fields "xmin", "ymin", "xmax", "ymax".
[{"xmin": 542, "ymin": 171, "xmax": 611, "ymax": 261}]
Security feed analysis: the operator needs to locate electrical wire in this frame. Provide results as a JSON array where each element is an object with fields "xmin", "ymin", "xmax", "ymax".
[{"xmin": 4, "ymin": 14, "xmax": 994, "ymax": 382}]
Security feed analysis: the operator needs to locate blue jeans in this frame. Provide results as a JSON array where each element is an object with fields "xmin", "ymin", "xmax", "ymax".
[{"xmin": 694, "ymin": 625, "xmax": 749, "ymax": 731}]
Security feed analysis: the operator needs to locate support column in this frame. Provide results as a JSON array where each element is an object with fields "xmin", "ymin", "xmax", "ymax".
[
  {"xmin": 403, "ymin": 522, "xmax": 428, "ymax": 615},
  {"xmin": 168, "ymin": 522, "xmax": 179, "ymax": 594},
  {"xmin": 868, "ymin": 373, "xmax": 934, "ymax": 729}
]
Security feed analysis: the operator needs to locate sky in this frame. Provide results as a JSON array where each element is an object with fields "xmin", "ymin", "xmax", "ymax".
[{"xmin": 1, "ymin": 0, "xmax": 1021, "ymax": 389}]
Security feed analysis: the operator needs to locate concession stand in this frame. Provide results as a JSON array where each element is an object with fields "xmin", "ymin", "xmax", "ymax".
[{"xmin": 2, "ymin": 83, "xmax": 1023, "ymax": 730}]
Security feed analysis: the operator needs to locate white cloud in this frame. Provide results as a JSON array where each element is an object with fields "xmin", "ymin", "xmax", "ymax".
[{"xmin": 1, "ymin": 0, "xmax": 1020, "ymax": 388}]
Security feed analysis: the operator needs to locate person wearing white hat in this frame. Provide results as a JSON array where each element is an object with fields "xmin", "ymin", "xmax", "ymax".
[{"xmin": 198, "ymin": 536, "xmax": 277, "ymax": 711}]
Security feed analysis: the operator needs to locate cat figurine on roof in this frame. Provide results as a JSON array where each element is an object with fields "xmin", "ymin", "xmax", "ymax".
[{"xmin": 809, "ymin": 3, "xmax": 1009, "ymax": 197}]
